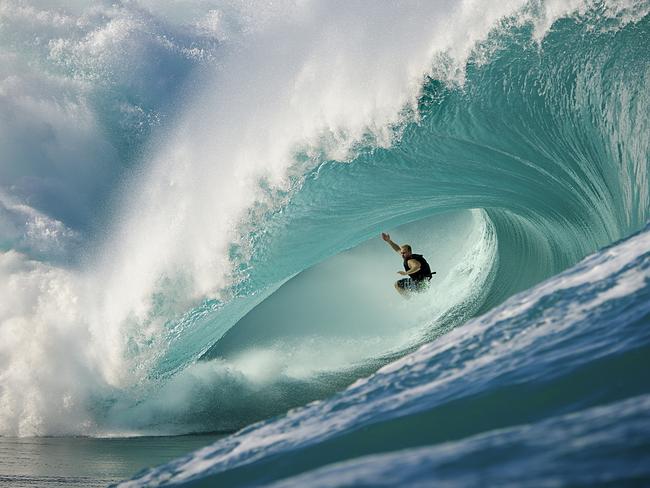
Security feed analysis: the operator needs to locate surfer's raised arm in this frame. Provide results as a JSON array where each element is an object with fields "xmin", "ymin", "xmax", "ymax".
[{"xmin": 381, "ymin": 232, "xmax": 401, "ymax": 253}]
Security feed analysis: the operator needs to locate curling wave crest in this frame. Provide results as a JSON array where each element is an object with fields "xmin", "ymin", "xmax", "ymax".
[{"xmin": 0, "ymin": 0, "xmax": 648, "ymax": 439}]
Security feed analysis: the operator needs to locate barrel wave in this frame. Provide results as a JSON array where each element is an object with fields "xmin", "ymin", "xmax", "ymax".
[{"xmin": 1, "ymin": 1, "xmax": 649, "ymax": 485}]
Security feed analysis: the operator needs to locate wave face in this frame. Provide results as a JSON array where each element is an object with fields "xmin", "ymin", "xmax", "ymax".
[
  {"xmin": 0, "ymin": 0, "xmax": 648, "ymax": 457},
  {"xmin": 119, "ymin": 224, "xmax": 650, "ymax": 487}
]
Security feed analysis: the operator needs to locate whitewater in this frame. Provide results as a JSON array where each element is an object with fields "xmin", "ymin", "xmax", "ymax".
[{"xmin": 0, "ymin": 0, "xmax": 649, "ymax": 486}]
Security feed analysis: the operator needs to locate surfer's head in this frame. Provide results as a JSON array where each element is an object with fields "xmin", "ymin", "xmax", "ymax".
[{"xmin": 400, "ymin": 245, "xmax": 412, "ymax": 259}]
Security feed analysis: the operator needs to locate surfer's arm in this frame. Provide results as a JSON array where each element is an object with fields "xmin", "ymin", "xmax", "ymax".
[
  {"xmin": 398, "ymin": 259, "xmax": 421, "ymax": 276},
  {"xmin": 381, "ymin": 233, "xmax": 401, "ymax": 253}
]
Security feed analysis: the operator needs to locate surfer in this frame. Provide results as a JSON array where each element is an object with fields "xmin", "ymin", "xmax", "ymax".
[{"xmin": 381, "ymin": 232, "xmax": 435, "ymax": 297}]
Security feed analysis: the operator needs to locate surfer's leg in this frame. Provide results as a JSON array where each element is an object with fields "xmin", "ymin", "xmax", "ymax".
[{"xmin": 395, "ymin": 279, "xmax": 411, "ymax": 298}]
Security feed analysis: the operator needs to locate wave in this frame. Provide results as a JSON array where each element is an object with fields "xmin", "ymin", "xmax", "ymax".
[
  {"xmin": 119, "ymin": 223, "xmax": 650, "ymax": 486},
  {"xmin": 0, "ymin": 0, "xmax": 648, "ymax": 437}
]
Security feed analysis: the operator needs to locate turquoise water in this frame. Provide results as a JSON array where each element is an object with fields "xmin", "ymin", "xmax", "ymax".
[{"xmin": 0, "ymin": 0, "xmax": 649, "ymax": 486}]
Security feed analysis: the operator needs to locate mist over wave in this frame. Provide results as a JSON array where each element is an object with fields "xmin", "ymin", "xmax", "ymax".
[{"xmin": 1, "ymin": 0, "xmax": 648, "ymax": 438}]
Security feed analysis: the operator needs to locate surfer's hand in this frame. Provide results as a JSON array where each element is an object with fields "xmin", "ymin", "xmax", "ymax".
[
  {"xmin": 381, "ymin": 233, "xmax": 390, "ymax": 241},
  {"xmin": 398, "ymin": 271, "xmax": 407, "ymax": 276}
]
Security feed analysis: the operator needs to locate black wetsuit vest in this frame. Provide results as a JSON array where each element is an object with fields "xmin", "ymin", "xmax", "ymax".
[{"xmin": 404, "ymin": 254, "xmax": 433, "ymax": 282}]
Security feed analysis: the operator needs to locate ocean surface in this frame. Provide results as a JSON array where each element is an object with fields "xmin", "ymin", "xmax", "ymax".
[
  {"xmin": 0, "ymin": 1, "xmax": 648, "ymax": 486},
  {"xmin": 0, "ymin": 434, "xmax": 224, "ymax": 487}
]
